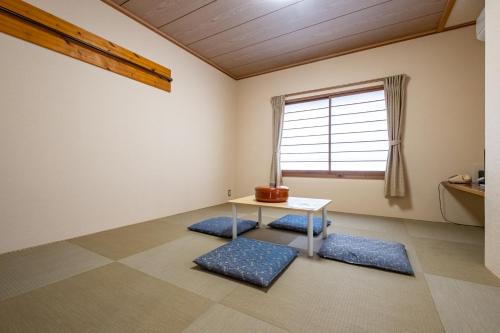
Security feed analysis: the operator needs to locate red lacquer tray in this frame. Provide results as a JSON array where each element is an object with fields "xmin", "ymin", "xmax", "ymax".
[{"xmin": 254, "ymin": 186, "xmax": 289, "ymax": 203}]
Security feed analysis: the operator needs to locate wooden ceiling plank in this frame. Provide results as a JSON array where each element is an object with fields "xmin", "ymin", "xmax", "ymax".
[
  {"xmin": 0, "ymin": 0, "xmax": 171, "ymax": 79},
  {"xmin": 160, "ymin": 0, "xmax": 302, "ymax": 45},
  {"xmin": 437, "ymin": 0, "xmax": 457, "ymax": 31},
  {"xmin": 230, "ymin": 14, "xmax": 441, "ymax": 78},
  {"xmin": 214, "ymin": 0, "xmax": 445, "ymax": 71},
  {"xmin": 122, "ymin": 0, "xmax": 215, "ymax": 28},
  {"xmin": 101, "ymin": 0, "xmax": 473, "ymax": 79},
  {"xmin": 234, "ymin": 21, "xmax": 473, "ymax": 79},
  {"xmin": 157, "ymin": 1, "xmax": 217, "ymax": 28},
  {"xmin": 189, "ymin": 0, "xmax": 390, "ymax": 59}
]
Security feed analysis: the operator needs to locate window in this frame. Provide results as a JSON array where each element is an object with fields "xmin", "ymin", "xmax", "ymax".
[{"xmin": 280, "ymin": 87, "xmax": 388, "ymax": 179}]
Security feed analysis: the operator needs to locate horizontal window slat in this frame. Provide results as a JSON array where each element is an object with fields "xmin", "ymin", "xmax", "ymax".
[
  {"xmin": 281, "ymin": 136, "xmax": 329, "ymax": 146},
  {"xmin": 282, "ymin": 133, "xmax": 328, "ymax": 139},
  {"xmin": 285, "ymin": 99, "xmax": 329, "ymax": 113},
  {"xmin": 281, "ymin": 144, "xmax": 329, "ymax": 154},
  {"xmin": 284, "ymin": 108, "xmax": 329, "ymax": 121},
  {"xmin": 281, "ymin": 135, "xmax": 328, "ymax": 147},
  {"xmin": 333, "ymin": 129, "xmax": 387, "ymax": 135},
  {"xmin": 332, "ymin": 90, "xmax": 384, "ymax": 106},
  {"xmin": 331, "ymin": 119, "xmax": 386, "ymax": 126},
  {"xmin": 332, "ymin": 131, "xmax": 388, "ymax": 143},
  {"xmin": 283, "ymin": 160, "xmax": 330, "ymax": 163},
  {"xmin": 332, "ymin": 139, "xmax": 388, "ymax": 144},
  {"xmin": 284, "ymin": 115, "xmax": 329, "ymax": 123},
  {"xmin": 282, "ymin": 126, "xmax": 329, "ymax": 137},
  {"xmin": 331, "ymin": 160, "xmax": 387, "ymax": 162},
  {"xmin": 332, "ymin": 110, "xmax": 386, "ymax": 124},
  {"xmin": 281, "ymin": 152, "xmax": 329, "ymax": 154},
  {"xmin": 284, "ymin": 106, "xmax": 329, "ymax": 114},
  {"xmin": 284, "ymin": 117, "xmax": 328, "ymax": 130},
  {"xmin": 331, "ymin": 98, "xmax": 385, "ymax": 108},
  {"xmin": 281, "ymin": 142, "xmax": 330, "ymax": 146},
  {"xmin": 332, "ymin": 121, "xmax": 387, "ymax": 135},
  {"xmin": 332, "ymin": 141, "xmax": 389, "ymax": 151},
  {"xmin": 283, "ymin": 124, "xmax": 329, "ymax": 131},
  {"xmin": 333, "ymin": 108, "xmax": 386, "ymax": 117},
  {"xmin": 332, "ymin": 100, "xmax": 386, "ymax": 116},
  {"xmin": 333, "ymin": 149, "xmax": 388, "ymax": 153}
]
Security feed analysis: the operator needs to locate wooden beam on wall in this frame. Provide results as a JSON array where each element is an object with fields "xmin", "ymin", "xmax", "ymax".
[
  {"xmin": 437, "ymin": 0, "xmax": 457, "ymax": 32},
  {"xmin": 0, "ymin": 0, "xmax": 172, "ymax": 92}
]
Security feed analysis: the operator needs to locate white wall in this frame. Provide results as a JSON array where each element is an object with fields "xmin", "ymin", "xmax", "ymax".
[
  {"xmin": 485, "ymin": 0, "xmax": 500, "ymax": 277},
  {"xmin": 235, "ymin": 26, "xmax": 485, "ymax": 224},
  {"xmin": 0, "ymin": 0, "xmax": 236, "ymax": 254}
]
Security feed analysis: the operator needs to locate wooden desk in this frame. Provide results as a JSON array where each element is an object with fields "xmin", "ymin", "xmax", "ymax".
[{"xmin": 441, "ymin": 181, "xmax": 485, "ymax": 197}]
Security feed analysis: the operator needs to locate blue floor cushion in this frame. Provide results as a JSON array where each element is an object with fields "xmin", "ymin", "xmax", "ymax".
[
  {"xmin": 194, "ymin": 237, "xmax": 298, "ymax": 287},
  {"xmin": 318, "ymin": 233, "xmax": 414, "ymax": 275},
  {"xmin": 268, "ymin": 214, "xmax": 332, "ymax": 236},
  {"xmin": 188, "ymin": 217, "xmax": 257, "ymax": 238}
]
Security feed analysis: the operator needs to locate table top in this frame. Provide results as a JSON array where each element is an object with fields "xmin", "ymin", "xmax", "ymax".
[
  {"xmin": 441, "ymin": 181, "xmax": 485, "ymax": 197},
  {"xmin": 229, "ymin": 195, "xmax": 331, "ymax": 212}
]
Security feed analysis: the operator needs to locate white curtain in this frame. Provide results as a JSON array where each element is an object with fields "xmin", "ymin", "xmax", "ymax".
[
  {"xmin": 270, "ymin": 95, "xmax": 285, "ymax": 187},
  {"xmin": 384, "ymin": 75, "xmax": 408, "ymax": 197}
]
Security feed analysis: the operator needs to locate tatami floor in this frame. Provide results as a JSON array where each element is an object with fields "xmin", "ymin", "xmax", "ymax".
[{"xmin": 1, "ymin": 204, "xmax": 499, "ymax": 332}]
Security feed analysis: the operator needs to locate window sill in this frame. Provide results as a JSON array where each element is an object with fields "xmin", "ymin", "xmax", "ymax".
[{"xmin": 282, "ymin": 170, "xmax": 385, "ymax": 180}]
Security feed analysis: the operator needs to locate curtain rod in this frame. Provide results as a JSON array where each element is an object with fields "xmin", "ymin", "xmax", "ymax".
[{"xmin": 284, "ymin": 76, "xmax": 386, "ymax": 98}]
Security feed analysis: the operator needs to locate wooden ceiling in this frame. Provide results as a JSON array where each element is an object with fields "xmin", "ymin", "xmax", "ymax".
[{"xmin": 105, "ymin": 0, "xmax": 472, "ymax": 79}]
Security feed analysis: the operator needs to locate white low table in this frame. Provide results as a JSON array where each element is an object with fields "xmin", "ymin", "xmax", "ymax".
[{"xmin": 229, "ymin": 195, "xmax": 332, "ymax": 257}]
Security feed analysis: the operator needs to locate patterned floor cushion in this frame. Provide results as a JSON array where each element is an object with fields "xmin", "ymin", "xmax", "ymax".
[
  {"xmin": 268, "ymin": 214, "xmax": 332, "ymax": 236},
  {"xmin": 194, "ymin": 237, "xmax": 298, "ymax": 287},
  {"xmin": 188, "ymin": 217, "xmax": 257, "ymax": 238},
  {"xmin": 318, "ymin": 233, "xmax": 414, "ymax": 275}
]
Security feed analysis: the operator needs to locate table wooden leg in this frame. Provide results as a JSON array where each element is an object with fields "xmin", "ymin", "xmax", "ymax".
[
  {"xmin": 257, "ymin": 207, "xmax": 262, "ymax": 228},
  {"xmin": 307, "ymin": 211, "xmax": 313, "ymax": 257},
  {"xmin": 232, "ymin": 203, "xmax": 237, "ymax": 240},
  {"xmin": 322, "ymin": 207, "xmax": 328, "ymax": 239}
]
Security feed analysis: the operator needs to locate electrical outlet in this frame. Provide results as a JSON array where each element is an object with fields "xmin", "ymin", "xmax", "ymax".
[{"xmin": 227, "ymin": 189, "xmax": 232, "ymax": 197}]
